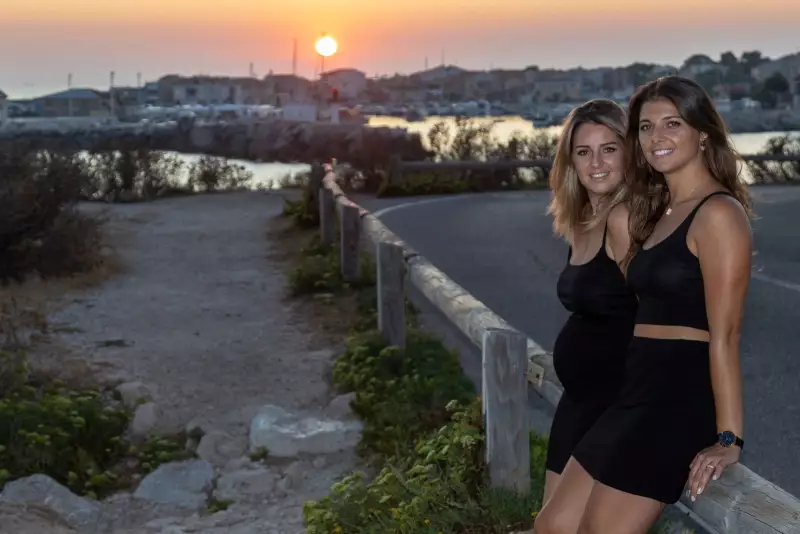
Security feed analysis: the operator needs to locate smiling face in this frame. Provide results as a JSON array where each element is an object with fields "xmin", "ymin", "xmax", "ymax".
[
  {"xmin": 571, "ymin": 122, "xmax": 624, "ymax": 198},
  {"xmin": 638, "ymin": 98, "xmax": 707, "ymax": 175}
]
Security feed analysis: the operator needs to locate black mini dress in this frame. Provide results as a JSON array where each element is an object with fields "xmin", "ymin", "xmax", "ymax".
[{"xmin": 546, "ymin": 224, "xmax": 638, "ymax": 474}]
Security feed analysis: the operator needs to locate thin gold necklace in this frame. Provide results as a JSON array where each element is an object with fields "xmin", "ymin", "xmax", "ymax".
[{"xmin": 665, "ymin": 185, "xmax": 701, "ymax": 216}]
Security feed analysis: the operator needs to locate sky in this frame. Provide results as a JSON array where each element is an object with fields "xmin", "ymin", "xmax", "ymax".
[{"xmin": 1, "ymin": 0, "xmax": 799, "ymax": 99}]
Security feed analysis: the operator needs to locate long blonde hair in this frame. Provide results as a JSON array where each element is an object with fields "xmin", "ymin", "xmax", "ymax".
[{"xmin": 547, "ymin": 99, "xmax": 628, "ymax": 243}]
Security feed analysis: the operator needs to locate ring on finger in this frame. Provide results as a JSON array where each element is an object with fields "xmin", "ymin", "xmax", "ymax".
[{"xmin": 705, "ymin": 463, "xmax": 715, "ymax": 469}]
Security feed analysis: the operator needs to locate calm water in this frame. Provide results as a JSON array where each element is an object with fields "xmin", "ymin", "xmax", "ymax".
[{"xmin": 172, "ymin": 117, "xmax": 799, "ymax": 188}]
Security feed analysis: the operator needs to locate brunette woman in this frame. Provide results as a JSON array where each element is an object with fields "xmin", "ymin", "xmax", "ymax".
[{"xmin": 534, "ymin": 76, "xmax": 753, "ymax": 534}]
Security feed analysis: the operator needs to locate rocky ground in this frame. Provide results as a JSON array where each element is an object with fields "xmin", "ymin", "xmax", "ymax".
[{"xmin": 0, "ymin": 191, "xmax": 364, "ymax": 533}]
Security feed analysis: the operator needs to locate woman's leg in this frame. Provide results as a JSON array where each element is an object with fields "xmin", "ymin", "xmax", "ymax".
[
  {"xmin": 543, "ymin": 470, "xmax": 562, "ymax": 506},
  {"xmin": 577, "ymin": 482, "xmax": 664, "ymax": 534},
  {"xmin": 533, "ymin": 458, "xmax": 596, "ymax": 534}
]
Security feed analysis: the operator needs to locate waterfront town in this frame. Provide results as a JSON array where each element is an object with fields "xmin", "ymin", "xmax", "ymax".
[{"xmin": 1, "ymin": 49, "xmax": 799, "ymax": 132}]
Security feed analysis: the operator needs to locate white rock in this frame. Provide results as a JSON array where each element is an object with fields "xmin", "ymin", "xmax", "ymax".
[
  {"xmin": 248, "ymin": 404, "xmax": 362, "ymax": 458},
  {"xmin": 282, "ymin": 461, "xmax": 311, "ymax": 488},
  {"xmin": 0, "ymin": 474, "xmax": 100, "ymax": 530},
  {"xmin": 222, "ymin": 457, "xmax": 257, "ymax": 473},
  {"xmin": 115, "ymin": 381, "xmax": 153, "ymax": 408},
  {"xmin": 213, "ymin": 468, "xmax": 277, "ymax": 502},
  {"xmin": 325, "ymin": 393, "xmax": 357, "ymax": 420},
  {"xmin": 133, "ymin": 459, "xmax": 214, "ymax": 510},
  {"xmin": 0, "ymin": 502, "xmax": 78, "ymax": 534},
  {"xmin": 196, "ymin": 431, "xmax": 246, "ymax": 467},
  {"xmin": 131, "ymin": 402, "xmax": 163, "ymax": 439}
]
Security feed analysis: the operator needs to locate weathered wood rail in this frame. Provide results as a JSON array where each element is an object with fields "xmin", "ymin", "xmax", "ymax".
[
  {"xmin": 316, "ymin": 161, "xmax": 800, "ymax": 534},
  {"xmin": 387, "ymin": 152, "xmax": 800, "ymax": 186}
]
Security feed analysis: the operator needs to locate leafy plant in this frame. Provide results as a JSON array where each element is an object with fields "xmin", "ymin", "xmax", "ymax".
[
  {"xmin": 332, "ymin": 329, "xmax": 475, "ymax": 457},
  {"xmin": 0, "ymin": 383, "xmax": 131, "ymax": 496},
  {"xmin": 288, "ymin": 233, "xmax": 375, "ymax": 296},
  {"xmin": 132, "ymin": 434, "xmax": 194, "ymax": 474}
]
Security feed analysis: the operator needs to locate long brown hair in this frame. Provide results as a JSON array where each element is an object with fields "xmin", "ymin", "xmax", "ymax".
[
  {"xmin": 547, "ymin": 98, "xmax": 628, "ymax": 243},
  {"xmin": 621, "ymin": 76, "xmax": 753, "ymax": 269}
]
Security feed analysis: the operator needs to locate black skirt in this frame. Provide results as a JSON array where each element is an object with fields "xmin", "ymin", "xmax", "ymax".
[{"xmin": 572, "ymin": 337, "xmax": 718, "ymax": 504}]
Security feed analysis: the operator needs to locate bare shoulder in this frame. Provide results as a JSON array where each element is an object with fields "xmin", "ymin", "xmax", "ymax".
[
  {"xmin": 694, "ymin": 194, "xmax": 752, "ymax": 244},
  {"xmin": 606, "ymin": 202, "xmax": 630, "ymax": 236}
]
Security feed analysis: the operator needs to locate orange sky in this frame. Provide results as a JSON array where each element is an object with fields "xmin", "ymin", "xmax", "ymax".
[{"xmin": 2, "ymin": 1, "xmax": 798, "ymax": 97}]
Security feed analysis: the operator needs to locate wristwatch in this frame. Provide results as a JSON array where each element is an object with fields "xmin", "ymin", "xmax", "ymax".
[{"xmin": 718, "ymin": 431, "xmax": 744, "ymax": 450}]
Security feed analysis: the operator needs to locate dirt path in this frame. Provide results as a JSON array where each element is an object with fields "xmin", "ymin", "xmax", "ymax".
[
  {"xmin": 36, "ymin": 191, "xmax": 354, "ymax": 533},
  {"xmin": 51, "ymin": 191, "xmax": 333, "ymax": 432}
]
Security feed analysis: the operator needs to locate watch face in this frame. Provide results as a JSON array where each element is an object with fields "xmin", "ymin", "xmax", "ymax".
[{"xmin": 719, "ymin": 431, "xmax": 735, "ymax": 447}]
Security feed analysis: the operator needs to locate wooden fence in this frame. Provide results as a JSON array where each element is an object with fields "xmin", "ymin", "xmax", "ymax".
[
  {"xmin": 386, "ymin": 152, "xmax": 800, "ymax": 186},
  {"xmin": 316, "ymin": 162, "xmax": 800, "ymax": 534}
]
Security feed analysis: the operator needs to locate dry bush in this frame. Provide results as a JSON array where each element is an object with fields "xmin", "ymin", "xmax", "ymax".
[
  {"xmin": 746, "ymin": 134, "xmax": 800, "ymax": 184},
  {"xmin": 0, "ymin": 142, "xmax": 105, "ymax": 283}
]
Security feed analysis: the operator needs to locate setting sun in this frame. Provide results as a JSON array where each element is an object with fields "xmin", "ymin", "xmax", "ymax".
[{"xmin": 315, "ymin": 35, "xmax": 338, "ymax": 57}]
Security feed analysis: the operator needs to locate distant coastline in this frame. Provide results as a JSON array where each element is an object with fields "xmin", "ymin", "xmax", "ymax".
[
  {"xmin": 368, "ymin": 109, "xmax": 800, "ymax": 137},
  {"xmin": 719, "ymin": 108, "xmax": 800, "ymax": 135}
]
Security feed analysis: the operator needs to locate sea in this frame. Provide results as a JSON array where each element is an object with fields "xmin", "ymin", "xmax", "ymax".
[{"xmin": 161, "ymin": 116, "xmax": 800, "ymax": 189}]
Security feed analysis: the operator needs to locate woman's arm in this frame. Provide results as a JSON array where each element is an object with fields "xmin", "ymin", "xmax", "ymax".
[
  {"xmin": 606, "ymin": 203, "xmax": 631, "ymax": 263},
  {"xmin": 686, "ymin": 194, "xmax": 752, "ymax": 500},
  {"xmin": 604, "ymin": 201, "xmax": 631, "ymax": 265}
]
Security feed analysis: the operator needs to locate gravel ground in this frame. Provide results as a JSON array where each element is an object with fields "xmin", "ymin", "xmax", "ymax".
[
  {"xmin": 50, "ymin": 191, "xmax": 334, "ymax": 432},
  {"xmin": 39, "ymin": 191, "xmax": 356, "ymax": 533}
]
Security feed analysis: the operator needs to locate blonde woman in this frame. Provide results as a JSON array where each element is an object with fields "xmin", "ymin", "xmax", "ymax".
[{"xmin": 538, "ymin": 99, "xmax": 637, "ymax": 509}]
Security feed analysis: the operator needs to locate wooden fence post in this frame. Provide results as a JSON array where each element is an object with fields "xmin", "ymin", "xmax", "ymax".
[
  {"xmin": 377, "ymin": 241, "xmax": 406, "ymax": 349},
  {"xmin": 340, "ymin": 204, "xmax": 361, "ymax": 282},
  {"xmin": 309, "ymin": 162, "xmax": 324, "ymax": 209},
  {"xmin": 482, "ymin": 327, "xmax": 530, "ymax": 493},
  {"xmin": 319, "ymin": 186, "xmax": 335, "ymax": 246},
  {"xmin": 389, "ymin": 155, "xmax": 402, "ymax": 185}
]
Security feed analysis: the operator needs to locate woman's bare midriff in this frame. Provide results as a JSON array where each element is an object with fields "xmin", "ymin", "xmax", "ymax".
[{"xmin": 634, "ymin": 324, "xmax": 710, "ymax": 342}]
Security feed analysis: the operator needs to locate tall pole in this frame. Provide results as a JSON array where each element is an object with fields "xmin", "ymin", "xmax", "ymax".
[
  {"xmin": 137, "ymin": 72, "xmax": 143, "ymax": 107},
  {"xmin": 67, "ymin": 73, "xmax": 73, "ymax": 117},
  {"xmin": 292, "ymin": 38, "xmax": 297, "ymax": 76},
  {"xmin": 109, "ymin": 71, "xmax": 116, "ymax": 119}
]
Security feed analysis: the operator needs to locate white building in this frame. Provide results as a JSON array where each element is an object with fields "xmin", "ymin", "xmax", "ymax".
[
  {"xmin": 171, "ymin": 79, "xmax": 240, "ymax": 106},
  {"xmin": 320, "ymin": 68, "xmax": 367, "ymax": 100}
]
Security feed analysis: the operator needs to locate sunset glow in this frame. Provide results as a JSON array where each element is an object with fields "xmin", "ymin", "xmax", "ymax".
[
  {"xmin": 1, "ymin": 0, "xmax": 798, "ymax": 98},
  {"xmin": 315, "ymin": 36, "xmax": 338, "ymax": 58}
]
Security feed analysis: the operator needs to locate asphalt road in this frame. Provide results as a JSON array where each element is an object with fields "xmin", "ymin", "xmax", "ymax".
[{"xmin": 355, "ymin": 186, "xmax": 800, "ymax": 499}]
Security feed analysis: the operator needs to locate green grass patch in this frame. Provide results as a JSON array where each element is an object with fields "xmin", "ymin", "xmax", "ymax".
[
  {"xmin": 279, "ymin": 225, "xmax": 548, "ymax": 533},
  {"xmin": 0, "ymin": 349, "xmax": 195, "ymax": 498}
]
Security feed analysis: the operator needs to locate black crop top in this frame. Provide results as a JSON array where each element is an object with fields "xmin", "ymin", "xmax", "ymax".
[
  {"xmin": 557, "ymin": 225, "xmax": 638, "ymax": 320},
  {"xmin": 626, "ymin": 190, "xmax": 733, "ymax": 331}
]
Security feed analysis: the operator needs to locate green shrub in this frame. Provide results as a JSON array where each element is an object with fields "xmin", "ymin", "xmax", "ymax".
[
  {"xmin": 304, "ymin": 399, "xmax": 545, "ymax": 534},
  {"xmin": 0, "ymin": 349, "xmax": 196, "ymax": 497},
  {"xmin": 0, "ymin": 382, "xmax": 131, "ymax": 496},
  {"xmin": 132, "ymin": 434, "xmax": 194, "ymax": 474},
  {"xmin": 288, "ymin": 234, "xmax": 376, "ymax": 296},
  {"xmin": 332, "ymin": 329, "xmax": 475, "ymax": 458},
  {"xmin": 349, "ymin": 285, "xmax": 418, "ymax": 334},
  {"xmin": 377, "ymin": 172, "xmax": 471, "ymax": 198},
  {"xmin": 283, "ymin": 180, "xmax": 320, "ymax": 229},
  {"xmin": 287, "ymin": 213, "xmax": 548, "ymax": 533}
]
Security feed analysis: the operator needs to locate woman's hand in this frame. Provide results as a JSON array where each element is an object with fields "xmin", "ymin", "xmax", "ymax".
[{"xmin": 687, "ymin": 443, "xmax": 741, "ymax": 501}]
